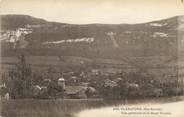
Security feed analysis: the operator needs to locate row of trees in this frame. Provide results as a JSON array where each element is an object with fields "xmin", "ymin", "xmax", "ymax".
[{"xmin": 4, "ymin": 55, "xmax": 33, "ymax": 99}]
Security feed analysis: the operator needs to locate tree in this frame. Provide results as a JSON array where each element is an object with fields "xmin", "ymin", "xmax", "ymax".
[{"xmin": 8, "ymin": 54, "xmax": 33, "ymax": 99}]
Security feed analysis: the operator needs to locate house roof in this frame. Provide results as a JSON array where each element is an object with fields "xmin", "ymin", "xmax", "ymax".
[
  {"xmin": 104, "ymin": 79, "xmax": 118, "ymax": 87},
  {"xmin": 65, "ymin": 86, "xmax": 86, "ymax": 95}
]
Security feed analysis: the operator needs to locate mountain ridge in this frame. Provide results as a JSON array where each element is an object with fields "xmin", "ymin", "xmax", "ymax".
[
  {"xmin": 0, "ymin": 14, "xmax": 182, "ymax": 27},
  {"xmin": 0, "ymin": 14, "xmax": 182, "ymax": 58}
]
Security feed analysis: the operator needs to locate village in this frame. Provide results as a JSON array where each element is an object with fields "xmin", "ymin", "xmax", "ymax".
[
  {"xmin": 0, "ymin": 53, "xmax": 183, "ymax": 100},
  {"xmin": 0, "ymin": 24, "xmax": 33, "ymax": 49}
]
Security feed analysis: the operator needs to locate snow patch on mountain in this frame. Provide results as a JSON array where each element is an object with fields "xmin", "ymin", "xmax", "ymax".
[
  {"xmin": 150, "ymin": 23, "xmax": 167, "ymax": 27},
  {"xmin": 152, "ymin": 32, "xmax": 168, "ymax": 38},
  {"xmin": 43, "ymin": 37, "xmax": 95, "ymax": 44}
]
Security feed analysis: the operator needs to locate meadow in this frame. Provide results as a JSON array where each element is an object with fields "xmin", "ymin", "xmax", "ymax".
[
  {"xmin": 1, "ymin": 96, "xmax": 184, "ymax": 117},
  {"xmin": 1, "ymin": 99, "xmax": 105, "ymax": 117}
]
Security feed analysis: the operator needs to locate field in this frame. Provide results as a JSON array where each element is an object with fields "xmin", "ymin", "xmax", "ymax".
[
  {"xmin": 1, "ymin": 55, "xmax": 182, "ymax": 71},
  {"xmin": 2, "ymin": 55, "xmax": 184, "ymax": 84},
  {"xmin": 1, "ymin": 96, "xmax": 184, "ymax": 117},
  {"xmin": 1, "ymin": 55, "xmax": 184, "ymax": 84},
  {"xmin": 1, "ymin": 99, "xmax": 105, "ymax": 117}
]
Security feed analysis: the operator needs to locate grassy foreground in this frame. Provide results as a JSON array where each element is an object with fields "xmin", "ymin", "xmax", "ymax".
[
  {"xmin": 1, "ymin": 99, "xmax": 105, "ymax": 117},
  {"xmin": 1, "ymin": 96, "xmax": 183, "ymax": 117}
]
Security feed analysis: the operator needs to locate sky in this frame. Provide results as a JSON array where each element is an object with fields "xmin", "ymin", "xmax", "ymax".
[{"xmin": 0, "ymin": 0, "xmax": 184, "ymax": 24}]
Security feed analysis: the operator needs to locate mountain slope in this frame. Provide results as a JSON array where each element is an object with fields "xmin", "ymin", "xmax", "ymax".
[
  {"xmin": 0, "ymin": 15, "xmax": 183, "ymax": 58},
  {"xmin": 0, "ymin": 15, "xmax": 49, "ymax": 30}
]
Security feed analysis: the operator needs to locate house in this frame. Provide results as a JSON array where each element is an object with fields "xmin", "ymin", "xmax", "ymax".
[
  {"xmin": 64, "ymin": 86, "xmax": 87, "ymax": 99},
  {"xmin": 91, "ymin": 69, "xmax": 99, "ymax": 75},
  {"xmin": 104, "ymin": 79, "xmax": 118, "ymax": 88}
]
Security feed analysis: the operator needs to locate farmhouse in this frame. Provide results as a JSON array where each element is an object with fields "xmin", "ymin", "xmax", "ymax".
[{"xmin": 65, "ymin": 86, "xmax": 87, "ymax": 99}]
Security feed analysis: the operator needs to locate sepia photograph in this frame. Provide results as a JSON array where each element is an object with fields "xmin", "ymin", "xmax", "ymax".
[{"xmin": 0, "ymin": 0, "xmax": 184, "ymax": 117}]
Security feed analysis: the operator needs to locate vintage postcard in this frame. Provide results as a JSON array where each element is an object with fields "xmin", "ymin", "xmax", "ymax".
[{"xmin": 0, "ymin": 0, "xmax": 184, "ymax": 117}]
